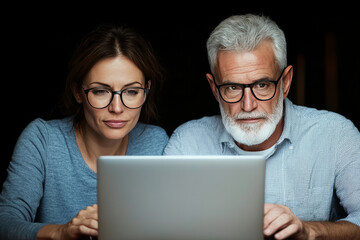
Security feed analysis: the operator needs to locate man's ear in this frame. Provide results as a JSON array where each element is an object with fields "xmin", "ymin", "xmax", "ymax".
[
  {"xmin": 282, "ymin": 65, "xmax": 293, "ymax": 99},
  {"xmin": 206, "ymin": 73, "xmax": 219, "ymax": 102}
]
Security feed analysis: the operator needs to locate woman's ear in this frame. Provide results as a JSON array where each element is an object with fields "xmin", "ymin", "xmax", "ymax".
[
  {"xmin": 72, "ymin": 85, "xmax": 83, "ymax": 104},
  {"xmin": 206, "ymin": 73, "xmax": 219, "ymax": 102},
  {"xmin": 146, "ymin": 80, "xmax": 151, "ymax": 90}
]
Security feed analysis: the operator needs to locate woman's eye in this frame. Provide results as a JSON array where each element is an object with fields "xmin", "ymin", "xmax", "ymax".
[
  {"xmin": 125, "ymin": 89, "xmax": 139, "ymax": 96},
  {"xmin": 92, "ymin": 89, "xmax": 110, "ymax": 95}
]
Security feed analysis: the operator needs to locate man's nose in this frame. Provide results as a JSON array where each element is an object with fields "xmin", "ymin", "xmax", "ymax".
[{"xmin": 240, "ymin": 87, "xmax": 258, "ymax": 112}]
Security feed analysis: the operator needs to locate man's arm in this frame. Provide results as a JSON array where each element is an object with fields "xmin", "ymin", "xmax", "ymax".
[
  {"xmin": 303, "ymin": 221, "xmax": 360, "ymax": 240},
  {"xmin": 264, "ymin": 203, "xmax": 360, "ymax": 240}
]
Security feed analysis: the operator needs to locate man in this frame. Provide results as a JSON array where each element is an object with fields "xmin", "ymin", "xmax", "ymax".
[{"xmin": 164, "ymin": 14, "xmax": 360, "ymax": 239}]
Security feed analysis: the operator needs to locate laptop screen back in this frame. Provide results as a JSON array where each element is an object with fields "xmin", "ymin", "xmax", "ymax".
[{"xmin": 97, "ymin": 155, "xmax": 265, "ymax": 240}]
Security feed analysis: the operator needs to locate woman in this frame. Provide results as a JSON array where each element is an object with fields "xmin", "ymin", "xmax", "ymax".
[{"xmin": 0, "ymin": 24, "xmax": 169, "ymax": 239}]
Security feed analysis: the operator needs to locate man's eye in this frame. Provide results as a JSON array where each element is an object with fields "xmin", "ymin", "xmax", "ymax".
[
  {"xmin": 227, "ymin": 85, "xmax": 242, "ymax": 91},
  {"xmin": 256, "ymin": 82, "xmax": 271, "ymax": 89}
]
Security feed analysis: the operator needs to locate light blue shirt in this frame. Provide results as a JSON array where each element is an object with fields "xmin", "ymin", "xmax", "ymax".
[{"xmin": 164, "ymin": 99, "xmax": 360, "ymax": 226}]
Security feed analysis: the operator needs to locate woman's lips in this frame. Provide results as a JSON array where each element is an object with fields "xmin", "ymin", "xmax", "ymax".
[{"xmin": 104, "ymin": 120, "xmax": 127, "ymax": 128}]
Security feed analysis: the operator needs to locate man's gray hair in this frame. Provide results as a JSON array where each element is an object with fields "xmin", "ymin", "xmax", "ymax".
[{"xmin": 206, "ymin": 14, "xmax": 287, "ymax": 74}]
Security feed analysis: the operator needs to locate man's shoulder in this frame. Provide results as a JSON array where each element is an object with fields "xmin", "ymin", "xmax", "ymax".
[
  {"xmin": 288, "ymin": 101, "xmax": 356, "ymax": 129},
  {"xmin": 173, "ymin": 115, "xmax": 223, "ymax": 135},
  {"xmin": 286, "ymin": 99, "xmax": 359, "ymax": 138},
  {"xmin": 164, "ymin": 115, "xmax": 224, "ymax": 155}
]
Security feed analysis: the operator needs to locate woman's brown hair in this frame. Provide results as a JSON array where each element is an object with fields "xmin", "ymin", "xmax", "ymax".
[{"xmin": 62, "ymin": 24, "xmax": 164, "ymax": 130}]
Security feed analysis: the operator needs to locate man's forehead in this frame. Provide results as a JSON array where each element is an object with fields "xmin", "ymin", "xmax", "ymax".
[
  {"xmin": 216, "ymin": 49, "xmax": 277, "ymax": 82},
  {"xmin": 218, "ymin": 40, "xmax": 275, "ymax": 65}
]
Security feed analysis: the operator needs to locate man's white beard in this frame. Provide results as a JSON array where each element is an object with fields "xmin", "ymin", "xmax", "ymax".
[{"xmin": 220, "ymin": 89, "xmax": 284, "ymax": 146}]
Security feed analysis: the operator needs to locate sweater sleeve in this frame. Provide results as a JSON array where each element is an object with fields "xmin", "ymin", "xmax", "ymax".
[{"xmin": 0, "ymin": 119, "xmax": 49, "ymax": 240}]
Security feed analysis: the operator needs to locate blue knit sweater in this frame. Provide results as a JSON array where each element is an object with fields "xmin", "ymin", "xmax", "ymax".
[{"xmin": 0, "ymin": 117, "xmax": 169, "ymax": 239}]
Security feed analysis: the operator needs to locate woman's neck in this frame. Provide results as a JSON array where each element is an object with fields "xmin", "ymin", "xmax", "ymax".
[{"xmin": 75, "ymin": 124, "xmax": 129, "ymax": 173}]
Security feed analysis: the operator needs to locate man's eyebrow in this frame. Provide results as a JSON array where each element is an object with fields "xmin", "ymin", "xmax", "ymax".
[
  {"xmin": 253, "ymin": 77, "xmax": 276, "ymax": 83},
  {"xmin": 222, "ymin": 77, "xmax": 274, "ymax": 84}
]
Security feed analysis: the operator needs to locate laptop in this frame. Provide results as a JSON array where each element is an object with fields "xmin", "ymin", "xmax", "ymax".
[{"xmin": 97, "ymin": 155, "xmax": 265, "ymax": 240}]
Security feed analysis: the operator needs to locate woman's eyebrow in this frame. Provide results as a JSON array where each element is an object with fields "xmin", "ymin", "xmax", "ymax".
[
  {"xmin": 88, "ymin": 81, "xmax": 143, "ymax": 88},
  {"xmin": 89, "ymin": 82, "xmax": 111, "ymax": 87},
  {"xmin": 123, "ymin": 81, "xmax": 143, "ymax": 87}
]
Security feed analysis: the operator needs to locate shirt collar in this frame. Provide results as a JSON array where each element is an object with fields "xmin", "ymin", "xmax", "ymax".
[
  {"xmin": 218, "ymin": 98, "xmax": 295, "ymax": 152},
  {"xmin": 219, "ymin": 124, "xmax": 236, "ymax": 151},
  {"xmin": 278, "ymin": 98, "xmax": 294, "ymax": 145}
]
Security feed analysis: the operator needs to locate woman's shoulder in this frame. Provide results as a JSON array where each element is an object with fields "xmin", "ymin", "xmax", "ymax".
[
  {"xmin": 131, "ymin": 122, "xmax": 168, "ymax": 139},
  {"xmin": 12, "ymin": 117, "xmax": 75, "ymax": 166},
  {"xmin": 127, "ymin": 122, "xmax": 169, "ymax": 155},
  {"xmin": 26, "ymin": 116, "xmax": 72, "ymax": 130},
  {"xmin": 20, "ymin": 117, "xmax": 74, "ymax": 141}
]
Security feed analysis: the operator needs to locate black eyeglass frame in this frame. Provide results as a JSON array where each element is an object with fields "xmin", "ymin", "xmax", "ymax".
[
  {"xmin": 213, "ymin": 67, "xmax": 286, "ymax": 103},
  {"xmin": 83, "ymin": 86, "xmax": 150, "ymax": 109}
]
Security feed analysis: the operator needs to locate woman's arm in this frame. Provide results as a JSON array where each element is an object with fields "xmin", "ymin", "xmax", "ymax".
[
  {"xmin": 37, "ymin": 204, "xmax": 98, "ymax": 240},
  {"xmin": 0, "ymin": 119, "xmax": 49, "ymax": 239}
]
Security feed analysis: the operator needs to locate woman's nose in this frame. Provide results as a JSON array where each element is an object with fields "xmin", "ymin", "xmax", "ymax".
[{"xmin": 108, "ymin": 94, "xmax": 125, "ymax": 113}]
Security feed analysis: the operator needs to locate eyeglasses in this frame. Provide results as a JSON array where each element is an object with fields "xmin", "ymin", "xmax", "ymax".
[
  {"xmin": 213, "ymin": 68, "xmax": 286, "ymax": 103},
  {"xmin": 83, "ymin": 86, "xmax": 149, "ymax": 109}
]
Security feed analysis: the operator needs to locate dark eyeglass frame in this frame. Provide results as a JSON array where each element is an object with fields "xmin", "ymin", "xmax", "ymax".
[
  {"xmin": 83, "ymin": 86, "xmax": 150, "ymax": 109},
  {"xmin": 213, "ymin": 67, "xmax": 286, "ymax": 103}
]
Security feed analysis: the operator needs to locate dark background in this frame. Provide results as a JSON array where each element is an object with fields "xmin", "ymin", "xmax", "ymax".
[{"xmin": 1, "ymin": 3, "xmax": 360, "ymax": 188}]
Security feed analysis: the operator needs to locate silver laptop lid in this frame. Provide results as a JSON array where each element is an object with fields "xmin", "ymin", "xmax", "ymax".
[{"xmin": 98, "ymin": 155, "xmax": 265, "ymax": 240}]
